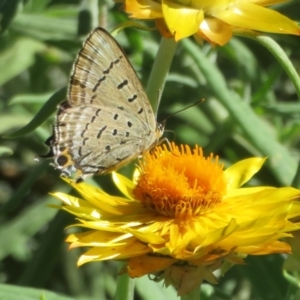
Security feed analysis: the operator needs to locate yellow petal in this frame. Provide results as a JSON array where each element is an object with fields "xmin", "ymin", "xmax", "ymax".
[
  {"xmin": 214, "ymin": 1, "xmax": 300, "ymax": 35},
  {"xmin": 226, "ymin": 186, "xmax": 273, "ymax": 197},
  {"xmin": 155, "ymin": 18, "xmax": 174, "ymax": 38},
  {"xmin": 78, "ymin": 240, "xmax": 151, "ymax": 265},
  {"xmin": 199, "ymin": 18, "xmax": 233, "ymax": 46},
  {"xmin": 128, "ymin": 255, "xmax": 176, "ymax": 277},
  {"xmin": 289, "ymin": 201, "xmax": 300, "ymax": 219},
  {"xmin": 112, "ymin": 172, "xmax": 136, "ymax": 200},
  {"xmin": 67, "ymin": 231, "xmax": 137, "ymax": 247},
  {"xmin": 127, "ymin": 228, "xmax": 166, "ymax": 244},
  {"xmin": 239, "ymin": 240, "xmax": 291, "ymax": 255},
  {"xmin": 224, "ymin": 157, "xmax": 266, "ymax": 189},
  {"xmin": 162, "ymin": 0, "xmax": 204, "ymax": 41},
  {"xmin": 249, "ymin": 0, "xmax": 289, "ymax": 5},
  {"xmin": 124, "ymin": 0, "xmax": 163, "ymax": 19}
]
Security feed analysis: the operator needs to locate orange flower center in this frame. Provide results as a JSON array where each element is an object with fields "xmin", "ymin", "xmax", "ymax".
[{"xmin": 133, "ymin": 143, "xmax": 227, "ymax": 219}]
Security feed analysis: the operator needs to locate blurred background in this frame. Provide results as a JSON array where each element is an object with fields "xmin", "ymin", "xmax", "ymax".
[{"xmin": 1, "ymin": 0, "xmax": 300, "ymax": 299}]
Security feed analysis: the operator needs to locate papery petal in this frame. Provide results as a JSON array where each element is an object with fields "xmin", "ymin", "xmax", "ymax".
[
  {"xmin": 239, "ymin": 240, "xmax": 291, "ymax": 255},
  {"xmin": 113, "ymin": 171, "xmax": 136, "ymax": 200},
  {"xmin": 214, "ymin": 1, "xmax": 300, "ymax": 35},
  {"xmin": 124, "ymin": 0, "xmax": 163, "ymax": 19},
  {"xmin": 162, "ymin": 0, "xmax": 204, "ymax": 41},
  {"xmin": 155, "ymin": 18, "xmax": 174, "ymax": 38},
  {"xmin": 67, "ymin": 231, "xmax": 133, "ymax": 247},
  {"xmin": 127, "ymin": 227, "xmax": 166, "ymax": 244},
  {"xmin": 224, "ymin": 157, "xmax": 266, "ymax": 189},
  {"xmin": 199, "ymin": 18, "xmax": 233, "ymax": 45},
  {"xmin": 248, "ymin": 0, "xmax": 289, "ymax": 6},
  {"xmin": 128, "ymin": 255, "xmax": 176, "ymax": 277},
  {"xmin": 78, "ymin": 240, "xmax": 151, "ymax": 265}
]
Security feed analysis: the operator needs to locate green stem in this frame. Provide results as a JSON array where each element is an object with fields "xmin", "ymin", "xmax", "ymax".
[
  {"xmin": 236, "ymin": 32, "xmax": 300, "ymax": 100},
  {"xmin": 146, "ymin": 37, "xmax": 178, "ymax": 115},
  {"xmin": 181, "ymin": 286, "xmax": 201, "ymax": 300},
  {"xmin": 291, "ymin": 158, "xmax": 300, "ymax": 188},
  {"xmin": 115, "ymin": 271, "xmax": 135, "ymax": 300},
  {"xmin": 78, "ymin": 0, "xmax": 99, "ymax": 34}
]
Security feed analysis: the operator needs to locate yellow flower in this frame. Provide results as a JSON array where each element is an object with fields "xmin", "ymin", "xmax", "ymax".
[
  {"xmin": 53, "ymin": 143, "xmax": 300, "ymax": 295},
  {"xmin": 120, "ymin": 0, "xmax": 300, "ymax": 45}
]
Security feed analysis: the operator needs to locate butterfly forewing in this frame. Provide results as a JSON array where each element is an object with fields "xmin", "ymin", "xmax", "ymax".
[
  {"xmin": 68, "ymin": 29, "xmax": 156, "ymax": 130},
  {"xmin": 49, "ymin": 28, "xmax": 163, "ymax": 182}
]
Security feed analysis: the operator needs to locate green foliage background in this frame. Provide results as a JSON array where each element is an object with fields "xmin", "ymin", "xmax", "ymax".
[{"xmin": 1, "ymin": 0, "xmax": 300, "ymax": 299}]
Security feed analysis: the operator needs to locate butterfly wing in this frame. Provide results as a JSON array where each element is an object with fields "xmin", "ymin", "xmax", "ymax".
[
  {"xmin": 49, "ymin": 28, "xmax": 163, "ymax": 181},
  {"xmin": 68, "ymin": 28, "xmax": 156, "ymax": 130}
]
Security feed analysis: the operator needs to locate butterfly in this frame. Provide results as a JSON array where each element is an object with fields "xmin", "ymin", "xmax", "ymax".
[{"xmin": 44, "ymin": 28, "xmax": 164, "ymax": 183}]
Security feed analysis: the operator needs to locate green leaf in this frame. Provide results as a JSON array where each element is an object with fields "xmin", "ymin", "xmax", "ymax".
[
  {"xmin": 0, "ymin": 283, "xmax": 73, "ymax": 300},
  {"xmin": 9, "ymin": 92, "xmax": 55, "ymax": 105},
  {"xmin": 0, "ymin": 114, "xmax": 33, "ymax": 136},
  {"xmin": 3, "ymin": 88, "xmax": 66, "ymax": 139},
  {"xmin": 0, "ymin": 160, "xmax": 51, "ymax": 215},
  {"xmin": 23, "ymin": 0, "xmax": 53, "ymax": 12},
  {"xmin": 0, "ymin": 0, "xmax": 21, "ymax": 34},
  {"xmin": 0, "ymin": 38, "xmax": 45, "ymax": 86},
  {"xmin": 0, "ymin": 146, "xmax": 13, "ymax": 157},
  {"xmin": 11, "ymin": 10, "xmax": 77, "ymax": 41},
  {"xmin": 0, "ymin": 195, "xmax": 58, "ymax": 261}
]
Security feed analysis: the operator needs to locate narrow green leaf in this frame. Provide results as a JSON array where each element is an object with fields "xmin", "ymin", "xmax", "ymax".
[
  {"xmin": 0, "ymin": 114, "xmax": 33, "ymax": 136},
  {"xmin": 9, "ymin": 92, "xmax": 54, "ymax": 105},
  {"xmin": 11, "ymin": 11, "xmax": 77, "ymax": 41},
  {"xmin": 237, "ymin": 32, "xmax": 300, "ymax": 101},
  {"xmin": 0, "ymin": 196, "xmax": 58, "ymax": 261},
  {"xmin": 23, "ymin": 0, "xmax": 52, "ymax": 12},
  {"xmin": 0, "ymin": 283, "xmax": 73, "ymax": 300},
  {"xmin": 182, "ymin": 38, "xmax": 297, "ymax": 185},
  {"xmin": 0, "ymin": 160, "xmax": 51, "ymax": 215},
  {"xmin": 17, "ymin": 211, "xmax": 74, "ymax": 287},
  {"xmin": 3, "ymin": 88, "xmax": 66, "ymax": 139},
  {"xmin": 0, "ymin": 38, "xmax": 45, "ymax": 86},
  {"xmin": 0, "ymin": 146, "xmax": 13, "ymax": 157},
  {"xmin": 0, "ymin": 0, "xmax": 20, "ymax": 34}
]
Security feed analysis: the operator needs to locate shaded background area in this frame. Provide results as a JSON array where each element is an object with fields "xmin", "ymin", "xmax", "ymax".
[{"xmin": 0, "ymin": 0, "xmax": 300, "ymax": 299}]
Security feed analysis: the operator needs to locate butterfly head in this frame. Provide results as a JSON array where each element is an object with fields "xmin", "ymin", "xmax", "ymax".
[{"xmin": 157, "ymin": 120, "xmax": 166, "ymax": 138}]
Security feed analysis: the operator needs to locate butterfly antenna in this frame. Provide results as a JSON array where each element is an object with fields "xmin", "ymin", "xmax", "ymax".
[{"xmin": 162, "ymin": 99, "xmax": 204, "ymax": 122}]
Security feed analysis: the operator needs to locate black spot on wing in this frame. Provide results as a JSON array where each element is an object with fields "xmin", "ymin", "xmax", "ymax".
[
  {"xmin": 117, "ymin": 79, "xmax": 128, "ymax": 89},
  {"xmin": 81, "ymin": 123, "xmax": 90, "ymax": 137},
  {"xmin": 103, "ymin": 56, "xmax": 122, "ymax": 74},
  {"xmin": 128, "ymin": 95, "xmax": 137, "ymax": 102},
  {"xmin": 97, "ymin": 125, "xmax": 107, "ymax": 139},
  {"xmin": 78, "ymin": 147, "xmax": 83, "ymax": 156},
  {"xmin": 92, "ymin": 76, "xmax": 106, "ymax": 92}
]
